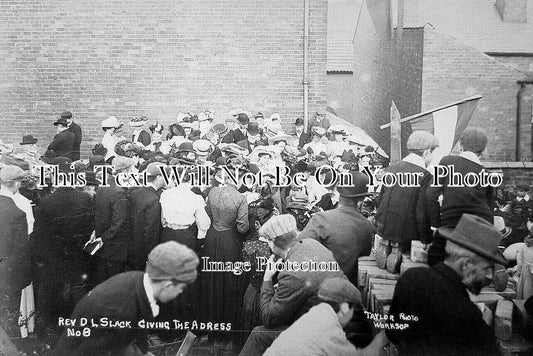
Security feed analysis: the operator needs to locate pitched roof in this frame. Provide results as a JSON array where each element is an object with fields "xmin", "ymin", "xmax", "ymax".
[
  {"xmin": 401, "ymin": 0, "xmax": 533, "ymax": 53},
  {"xmin": 327, "ymin": 0, "xmax": 359, "ymax": 72}
]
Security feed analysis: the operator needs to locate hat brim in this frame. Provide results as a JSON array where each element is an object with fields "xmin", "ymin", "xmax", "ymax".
[
  {"xmin": 53, "ymin": 121, "xmax": 67, "ymax": 126},
  {"xmin": 129, "ymin": 121, "xmax": 146, "ymax": 127},
  {"xmin": 438, "ymin": 227, "xmax": 507, "ymax": 265},
  {"xmin": 20, "ymin": 139, "xmax": 38, "ymax": 145},
  {"xmin": 268, "ymin": 135, "xmax": 292, "ymax": 145},
  {"xmin": 500, "ymin": 227, "xmax": 512, "ymax": 240},
  {"xmin": 337, "ymin": 190, "xmax": 372, "ymax": 198}
]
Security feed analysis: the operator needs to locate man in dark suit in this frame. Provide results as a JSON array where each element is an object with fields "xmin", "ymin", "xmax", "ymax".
[
  {"xmin": 48, "ymin": 117, "xmax": 76, "ymax": 160},
  {"xmin": 375, "ymin": 131, "xmax": 439, "ymax": 272},
  {"xmin": 128, "ymin": 162, "xmax": 167, "ymax": 271},
  {"xmin": 237, "ymin": 122, "xmax": 267, "ymax": 154},
  {"xmin": 32, "ymin": 176, "xmax": 94, "ymax": 325},
  {"xmin": 223, "ymin": 112, "xmax": 249, "ymax": 144},
  {"xmin": 294, "ymin": 118, "xmax": 311, "ymax": 148},
  {"xmin": 299, "ymin": 171, "xmax": 374, "ymax": 286},
  {"xmin": 64, "ymin": 111, "xmax": 82, "ymax": 161},
  {"xmin": 0, "ymin": 166, "xmax": 30, "ymax": 313},
  {"xmin": 386, "ymin": 214, "xmax": 503, "ymax": 355},
  {"xmin": 94, "ymin": 166, "xmax": 130, "ymax": 283},
  {"xmin": 54, "ymin": 241, "xmax": 199, "ymax": 356}
]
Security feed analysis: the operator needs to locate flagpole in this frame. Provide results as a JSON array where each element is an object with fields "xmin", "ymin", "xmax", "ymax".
[
  {"xmin": 379, "ymin": 94, "xmax": 482, "ymax": 130},
  {"xmin": 390, "ymin": 101, "xmax": 402, "ymax": 163}
]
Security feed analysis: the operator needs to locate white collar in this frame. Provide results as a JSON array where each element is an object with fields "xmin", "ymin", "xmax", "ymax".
[
  {"xmin": 0, "ymin": 188, "xmax": 15, "ymax": 198},
  {"xmin": 460, "ymin": 151, "xmax": 481, "ymax": 165},
  {"xmin": 143, "ymin": 273, "xmax": 160, "ymax": 317},
  {"xmin": 517, "ymin": 195, "xmax": 530, "ymax": 202},
  {"xmin": 402, "ymin": 153, "xmax": 426, "ymax": 170}
]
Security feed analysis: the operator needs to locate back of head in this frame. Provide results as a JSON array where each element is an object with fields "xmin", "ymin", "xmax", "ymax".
[
  {"xmin": 460, "ymin": 128, "xmax": 487, "ymax": 155},
  {"xmin": 146, "ymin": 241, "xmax": 199, "ymax": 284}
]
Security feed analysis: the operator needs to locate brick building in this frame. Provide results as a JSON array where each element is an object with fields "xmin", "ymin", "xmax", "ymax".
[
  {"xmin": 0, "ymin": 0, "xmax": 327, "ymax": 156},
  {"xmin": 353, "ymin": 0, "xmax": 533, "ymax": 162}
]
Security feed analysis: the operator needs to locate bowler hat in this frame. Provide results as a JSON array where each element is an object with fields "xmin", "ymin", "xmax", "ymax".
[
  {"xmin": 20, "ymin": 135, "xmax": 38, "ymax": 145},
  {"xmin": 247, "ymin": 122, "xmax": 260, "ymax": 136},
  {"xmin": 237, "ymin": 113, "xmax": 250, "ymax": 125},
  {"xmin": 294, "ymin": 118, "xmax": 304, "ymax": 126},
  {"xmin": 60, "ymin": 111, "xmax": 72, "ymax": 119},
  {"xmin": 92, "ymin": 143, "xmax": 108, "ymax": 157},
  {"xmin": 212, "ymin": 123, "xmax": 228, "ymax": 136},
  {"xmin": 337, "ymin": 171, "xmax": 371, "ymax": 198},
  {"xmin": 318, "ymin": 278, "xmax": 362, "ymax": 304},
  {"xmin": 438, "ymin": 214, "xmax": 507, "ymax": 265},
  {"xmin": 178, "ymin": 141, "xmax": 196, "ymax": 154},
  {"xmin": 53, "ymin": 118, "xmax": 69, "ymax": 126}
]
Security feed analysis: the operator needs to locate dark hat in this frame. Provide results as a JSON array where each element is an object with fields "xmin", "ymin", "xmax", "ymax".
[
  {"xmin": 53, "ymin": 118, "xmax": 69, "ymax": 126},
  {"xmin": 237, "ymin": 113, "xmax": 250, "ymax": 125},
  {"xmin": 53, "ymin": 157, "xmax": 73, "ymax": 173},
  {"xmin": 88, "ymin": 155, "xmax": 106, "ymax": 168},
  {"xmin": 460, "ymin": 128, "xmax": 488, "ymax": 153},
  {"xmin": 247, "ymin": 122, "xmax": 260, "ymax": 136},
  {"xmin": 212, "ymin": 123, "xmax": 228, "ymax": 136},
  {"xmin": 20, "ymin": 135, "xmax": 38, "ymax": 145},
  {"xmin": 337, "ymin": 171, "xmax": 371, "ymax": 198},
  {"xmin": 341, "ymin": 150, "xmax": 357, "ymax": 163},
  {"xmin": 60, "ymin": 111, "xmax": 73, "ymax": 119},
  {"xmin": 92, "ymin": 143, "xmax": 108, "ymax": 157},
  {"xmin": 438, "ymin": 214, "xmax": 507, "ymax": 265},
  {"xmin": 146, "ymin": 241, "xmax": 199, "ymax": 283},
  {"xmin": 254, "ymin": 112, "xmax": 264, "ymax": 119},
  {"xmin": 178, "ymin": 141, "xmax": 195, "ymax": 153},
  {"xmin": 318, "ymin": 278, "xmax": 362, "ymax": 304},
  {"xmin": 516, "ymin": 184, "xmax": 530, "ymax": 192},
  {"xmin": 294, "ymin": 118, "xmax": 304, "ymax": 126}
]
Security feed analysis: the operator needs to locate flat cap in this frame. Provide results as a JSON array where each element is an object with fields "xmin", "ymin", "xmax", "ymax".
[
  {"xmin": 60, "ymin": 111, "xmax": 73, "ymax": 119},
  {"xmin": 112, "ymin": 156, "xmax": 135, "ymax": 172},
  {"xmin": 259, "ymin": 214, "xmax": 297, "ymax": 241},
  {"xmin": 0, "ymin": 165, "xmax": 27, "ymax": 182},
  {"xmin": 406, "ymin": 131, "xmax": 439, "ymax": 150},
  {"xmin": 146, "ymin": 241, "xmax": 199, "ymax": 283},
  {"xmin": 318, "ymin": 277, "xmax": 362, "ymax": 304},
  {"xmin": 460, "ymin": 128, "xmax": 487, "ymax": 153}
]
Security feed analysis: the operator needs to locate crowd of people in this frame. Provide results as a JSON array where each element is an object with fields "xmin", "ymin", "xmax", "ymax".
[{"xmin": 0, "ymin": 108, "xmax": 533, "ymax": 356}]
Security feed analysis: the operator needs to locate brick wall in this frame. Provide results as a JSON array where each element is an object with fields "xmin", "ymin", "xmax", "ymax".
[
  {"xmin": 353, "ymin": 1, "xmax": 424, "ymax": 155},
  {"xmin": 327, "ymin": 72, "xmax": 354, "ymax": 120},
  {"xmin": 485, "ymin": 162, "xmax": 533, "ymax": 192},
  {"xmin": 422, "ymin": 27, "xmax": 532, "ymax": 162},
  {"xmin": 0, "ymin": 0, "xmax": 327, "ymax": 157}
]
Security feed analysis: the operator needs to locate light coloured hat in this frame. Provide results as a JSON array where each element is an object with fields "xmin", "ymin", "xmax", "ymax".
[
  {"xmin": 101, "ymin": 116, "xmax": 121, "ymax": 128},
  {"xmin": 128, "ymin": 116, "xmax": 148, "ymax": 127},
  {"xmin": 198, "ymin": 112, "xmax": 209, "ymax": 122},
  {"xmin": 259, "ymin": 214, "xmax": 297, "ymax": 241},
  {"xmin": 268, "ymin": 134, "xmax": 292, "ymax": 145},
  {"xmin": 145, "ymin": 162, "xmax": 168, "ymax": 177},
  {"xmin": 406, "ymin": 131, "xmax": 439, "ymax": 150},
  {"xmin": 270, "ymin": 113, "xmax": 281, "ymax": 121},
  {"xmin": 253, "ymin": 145, "xmax": 277, "ymax": 158},
  {"xmin": 112, "ymin": 156, "xmax": 136, "ymax": 172},
  {"xmin": 0, "ymin": 165, "xmax": 27, "ymax": 182},
  {"xmin": 146, "ymin": 241, "xmax": 199, "ymax": 283},
  {"xmin": 311, "ymin": 126, "xmax": 327, "ymax": 137},
  {"xmin": 318, "ymin": 278, "xmax": 362, "ymax": 304},
  {"xmin": 176, "ymin": 112, "xmax": 189, "ymax": 123},
  {"xmin": 193, "ymin": 139, "xmax": 214, "ymax": 156}
]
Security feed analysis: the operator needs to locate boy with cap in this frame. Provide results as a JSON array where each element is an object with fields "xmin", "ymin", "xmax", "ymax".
[
  {"xmin": 54, "ymin": 241, "xmax": 199, "ymax": 356},
  {"xmin": 375, "ymin": 130, "xmax": 439, "ymax": 272},
  {"xmin": 264, "ymin": 278, "xmax": 387, "ymax": 356}
]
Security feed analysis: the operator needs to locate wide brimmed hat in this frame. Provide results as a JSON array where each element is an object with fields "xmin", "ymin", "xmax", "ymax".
[
  {"xmin": 212, "ymin": 123, "xmax": 228, "ymax": 136},
  {"xmin": 20, "ymin": 135, "xmax": 38, "ymax": 145},
  {"xmin": 494, "ymin": 216, "xmax": 512, "ymax": 241},
  {"xmin": 337, "ymin": 171, "xmax": 371, "ymax": 198},
  {"xmin": 92, "ymin": 143, "xmax": 108, "ymax": 157},
  {"xmin": 193, "ymin": 139, "xmax": 214, "ymax": 156},
  {"xmin": 268, "ymin": 134, "xmax": 292, "ymax": 145},
  {"xmin": 101, "ymin": 116, "xmax": 122, "ymax": 128},
  {"xmin": 53, "ymin": 118, "xmax": 69, "ymax": 126},
  {"xmin": 253, "ymin": 146, "xmax": 276, "ymax": 158},
  {"xmin": 328, "ymin": 125, "xmax": 348, "ymax": 136},
  {"xmin": 180, "ymin": 122, "xmax": 193, "ymax": 129},
  {"xmin": 128, "ymin": 116, "xmax": 148, "ymax": 127},
  {"xmin": 178, "ymin": 141, "xmax": 196, "ymax": 154},
  {"xmin": 219, "ymin": 143, "xmax": 247, "ymax": 156},
  {"xmin": 311, "ymin": 126, "xmax": 327, "ymax": 137},
  {"xmin": 438, "ymin": 214, "xmax": 507, "ymax": 265}
]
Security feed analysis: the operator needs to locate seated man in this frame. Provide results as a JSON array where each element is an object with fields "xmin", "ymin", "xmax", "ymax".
[
  {"xmin": 54, "ymin": 241, "xmax": 199, "ymax": 356},
  {"xmin": 264, "ymin": 278, "xmax": 387, "ymax": 356},
  {"xmin": 239, "ymin": 214, "xmax": 345, "ymax": 356}
]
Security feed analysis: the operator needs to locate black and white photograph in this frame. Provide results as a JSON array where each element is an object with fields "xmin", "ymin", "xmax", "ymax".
[{"xmin": 1, "ymin": 0, "xmax": 533, "ymax": 355}]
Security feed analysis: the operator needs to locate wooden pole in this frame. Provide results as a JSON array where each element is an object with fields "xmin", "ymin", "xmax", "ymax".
[{"xmin": 390, "ymin": 101, "xmax": 401, "ymax": 163}]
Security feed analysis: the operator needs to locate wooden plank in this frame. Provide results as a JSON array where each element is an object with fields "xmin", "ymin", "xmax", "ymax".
[
  {"xmin": 495, "ymin": 300, "xmax": 513, "ymax": 341},
  {"xmin": 367, "ymin": 283, "xmax": 396, "ymax": 308},
  {"xmin": 0, "ymin": 325, "xmax": 19, "ymax": 356},
  {"xmin": 390, "ymin": 100, "xmax": 401, "ymax": 163},
  {"xmin": 372, "ymin": 290, "xmax": 395, "ymax": 314},
  {"xmin": 470, "ymin": 293, "xmax": 503, "ymax": 305},
  {"xmin": 479, "ymin": 287, "xmax": 516, "ymax": 299},
  {"xmin": 366, "ymin": 278, "xmax": 397, "ymax": 308}
]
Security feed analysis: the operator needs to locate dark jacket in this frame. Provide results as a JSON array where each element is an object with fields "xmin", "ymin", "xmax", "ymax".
[
  {"xmin": 387, "ymin": 263, "xmax": 501, "ymax": 356},
  {"xmin": 94, "ymin": 181, "xmax": 130, "ymax": 262},
  {"xmin": 427, "ymin": 155, "xmax": 494, "ymax": 227},
  {"xmin": 48, "ymin": 129, "xmax": 76, "ymax": 160},
  {"xmin": 260, "ymin": 238, "xmax": 345, "ymax": 328},
  {"xmin": 132, "ymin": 129, "xmax": 151, "ymax": 147},
  {"xmin": 299, "ymin": 205, "xmax": 373, "ymax": 285},
  {"xmin": 236, "ymin": 138, "xmax": 267, "ymax": 154},
  {"xmin": 31, "ymin": 188, "xmax": 94, "ymax": 266},
  {"xmin": 376, "ymin": 161, "xmax": 433, "ymax": 244},
  {"xmin": 68, "ymin": 122, "xmax": 82, "ymax": 161},
  {"xmin": 128, "ymin": 186, "xmax": 162, "ymax": 270},
  {"xmin": 54, "ymin": 271, "xmax": 153, "ymax": 356},
  {"xmin": 0, "ymin": 195, "xmax": 30, "ymax": 296},
  {"xmin": 297, "ymin": 132, "xmax": 311, "ymax": 148}
]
